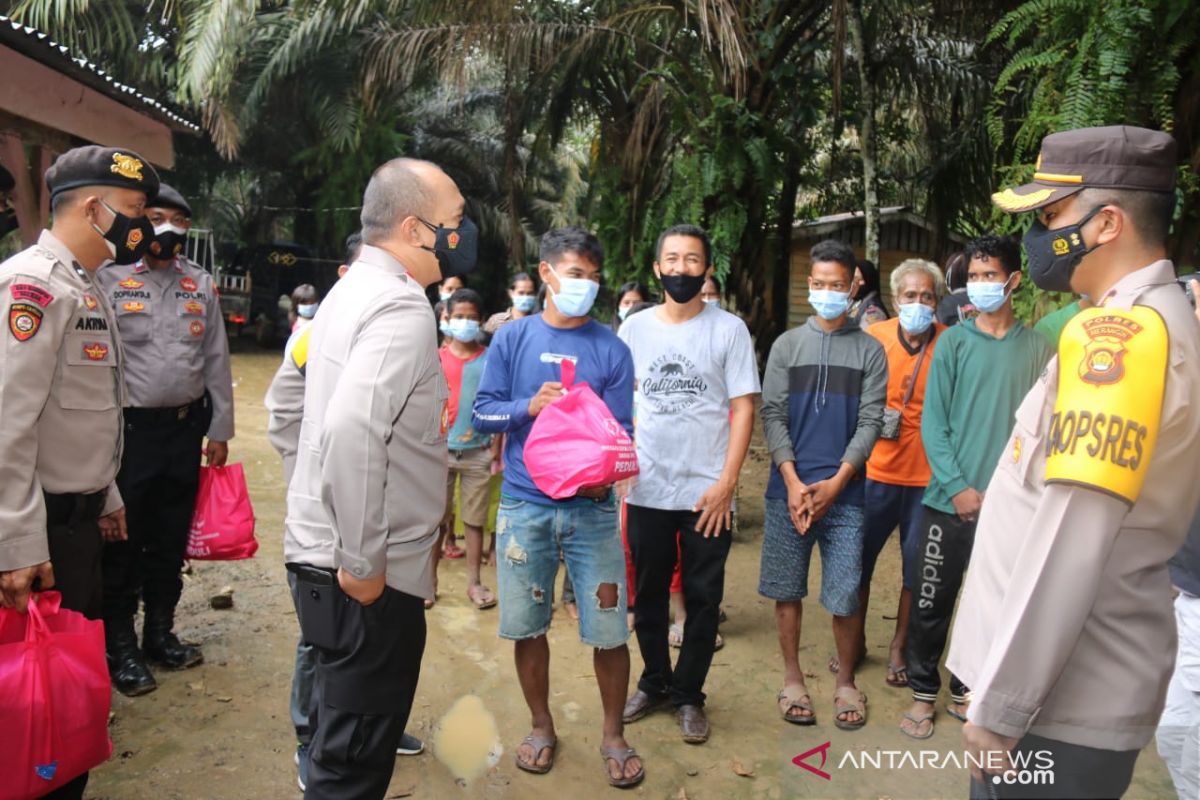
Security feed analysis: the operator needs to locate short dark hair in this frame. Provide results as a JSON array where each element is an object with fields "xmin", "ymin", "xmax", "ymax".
[
  {"xmin": 943, "ymin": 251, "xmax": 969, "ymax": 291},
  {"xmin": 617, "ymin": 280, "xmax": 651, "ymax": 302},
  {"xmin": 50, "ymin": 187, "xmax": 81, "ymax": 213},
  {"xmin": 540, "ymin": 226, "xmax": 604, "ymax": 270},
  {"xmin": 344, "ymin": 231, "xmax": 363, "ymax": 265},
  {"xmin": 447, "ymin": 288, "xmax": 483, "ymax": 317},
  {"xmin": 291, "ymin": 283, "xmax": 318, "ymax": 306},
  {"xmin": 705, "ymin": 274, "xmax": 722, "ymax": 294},
  {"xmin": 1078, "ymin": 187, "xmax": 1176, "ymax": 245},
  {"xmin": 964, "ymin": 234, "xmax": 1022, "ymax": 276},
  {"xmin": 656, "ymin": 224, "xmax": 711, "ymax": 267},
  {"xmin": 809, "ymin": 239, "xmax": 856, "ymax": 280},
  {"xmin": 509, "ymin": 271, "xmax": 535, "ymax": 290}
]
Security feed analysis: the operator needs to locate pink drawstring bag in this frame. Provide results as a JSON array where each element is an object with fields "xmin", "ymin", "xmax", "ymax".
[
  {"xmin": 187, "ymin": 464, "xmax": 258, "ymax": 560},
  {"xmin": 523, "ymin": 359, "xmax": 639, "ymax": 499},
  {"xmin": 0, "ymin": 592, "xmax": 112, "ymax": 799}
]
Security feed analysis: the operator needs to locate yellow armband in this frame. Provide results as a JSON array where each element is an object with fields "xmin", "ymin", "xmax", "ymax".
[
  {"xmin": 290, "ymin": 325, "xmax": 312, "ymax": 375},
  {"xmin": 1045, "ymin": 307, "xmax": 1168, "ymax": 505}
]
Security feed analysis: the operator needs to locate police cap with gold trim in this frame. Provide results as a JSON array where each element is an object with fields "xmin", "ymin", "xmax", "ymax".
[
  {"xmin": 992, "ymin": 125, "xmax": 1177, "ymax": 213},
  {"xmin": 44, "ymin": 145, "xmax": 160, "ymax": 202}
]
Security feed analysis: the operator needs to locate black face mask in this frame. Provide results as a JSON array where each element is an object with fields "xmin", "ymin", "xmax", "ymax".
[
  {"xmin": 660, "ymin": 272, "xmax": 705, "ymax": 304},
  {"xmin": 92, "ymin": 200, "xmax": 154, "ymax": 265},
  {"xmin": 1022, "ymin": 205, "xmax": 1105, "ymax": 293},
  {"xmin": 149, "ymin": 223, "xmax": 188, "ymax": 260},
  {"xmin": 419, "ymin": 216, "xmax": 479, "ymax": 278},
  {"xmin": 0, "ymin": 209, "xmax": 16, "ymax": 239}
]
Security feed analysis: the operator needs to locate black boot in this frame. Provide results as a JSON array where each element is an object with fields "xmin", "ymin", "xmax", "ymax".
[
  {"xmin": 106, "ymin": 620, "xmax": 157, "ymax": 697},
  {"xmin": 143, "ymin": 610, "xmax": 203, "ymax": 670}
]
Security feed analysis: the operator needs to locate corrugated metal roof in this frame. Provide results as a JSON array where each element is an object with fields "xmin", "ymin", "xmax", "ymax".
[{"xmin": 0, "ymin": 15, "xmax": 200, "ymax": 134}]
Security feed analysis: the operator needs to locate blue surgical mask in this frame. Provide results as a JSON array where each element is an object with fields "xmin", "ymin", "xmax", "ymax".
[
  {"xmin": 439, "ymin": 291, "xmax": 454, "ymax": 303},
  {"xmin": 966, "ymin": 274, "xmax": 1014, "ymax": 314},
  {"xmin": 512, "ymin": 294, "xmax": 537, "ymax": 313},
  {"xmin": 704, "ymin": 299, "xmax": 721, "ymax": 309},
  {"xmin": 448, "ymin": 319, "xmax": 480, "ymax": 343},
  {"xmin": 548, "ymin": 266, "xmax": 599, "ymax": 318},
  {"xmin": 897, "ymin": 303, "xmax": 934, "ymax": 335},
  {"xmin": 297, "ymin": 303, "xmax": 318, "ymax": 319},
  {"xmin": 809, "ymin": 289, "xmax": 851, "ymax": 321},
  {"xmin": 618, "ymin": 306, "xmax": 632, "ymax": 321},
  {"xmin": 439, "ymin": 320, "xmax": 451, "ymax": 336}
]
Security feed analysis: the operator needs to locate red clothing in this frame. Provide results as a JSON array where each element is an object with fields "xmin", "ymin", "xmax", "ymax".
[
  {"xmin": 864, "ymin": 318, "xmax": 944, "ymax": 486},
  {"xmin": 438, "ymin": 345, "xmax": 486, "ymax": 429}
]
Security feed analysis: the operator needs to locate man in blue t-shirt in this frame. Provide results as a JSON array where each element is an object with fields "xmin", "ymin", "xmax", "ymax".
[{"xmin": 473, "ymin": 227, "xmax": 644, "ymax": 789}]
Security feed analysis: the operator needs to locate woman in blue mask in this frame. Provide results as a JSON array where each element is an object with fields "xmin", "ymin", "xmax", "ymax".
[
  {"xmin": 290, "ymin": 283, "xmax": 319, "ymax": 333},
  {"xmin": 484, "ymin": 272, "xmax": 539, "ymax": 337},
  {"xmin": 612, "ymin": 280, "xmax": 652, "ymax": 330}
]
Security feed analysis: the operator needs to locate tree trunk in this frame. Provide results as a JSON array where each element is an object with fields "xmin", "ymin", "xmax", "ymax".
[
  {"xmin": 847, "ymin": 0, "xmax": 879, "ymax": 266},
  {"xmin": 772, "ymin": 148, "xmax": 801, "ymax": 342},
  {"xmin": 503, "ymin": 66, "xmax": 526, "ymax": 271}
]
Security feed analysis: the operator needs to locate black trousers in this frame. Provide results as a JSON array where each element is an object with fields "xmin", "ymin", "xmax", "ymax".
[
  {"xmin": 968, "ymin": 733, "xmax": 1139, "ymax": 799},
  {"xmin": 906, "ymin": 506, "xmax": 976, "ymax": 703},
  {"xmin": 103, "ymin": 400, "xmax": 207, "ymax": 627},
  {"xmin": 627, "ymin": 504, "xmax": 731, "ymax": 708},
  {"xmin": 290, "ymin": 566, "xmax": 426, "ymax": 800},
  {"xmin": 38, "ymin": 490, "xmax": 107, "ymax": 800}
]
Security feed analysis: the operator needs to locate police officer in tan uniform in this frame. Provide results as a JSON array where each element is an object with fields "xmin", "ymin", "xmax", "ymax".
[
  {"xmin": 96, "ymin": 183, "xmax": 233, "ymax": 696},
  {"xmin": 947, "ymin": 126, "xmax": 1200, "ymax": 799},
  {"xmin": 0, "ymin": 144, "xmax": 159, "ymax": 799}
]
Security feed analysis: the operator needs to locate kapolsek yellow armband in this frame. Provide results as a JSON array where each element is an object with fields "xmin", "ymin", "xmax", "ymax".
[
  {"xmin": 291, "ymin": 325, "xmax": 312, "ymax": 374},
  {"xmin": 1045, "ymin": 306, "xmax": 1168, "ymax": 505}
]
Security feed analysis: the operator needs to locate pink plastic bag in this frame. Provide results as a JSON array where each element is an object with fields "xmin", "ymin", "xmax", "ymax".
[
  {"xmin": 523, "ymin": 359, "xmax": 639, "ymax": 500},
  {"xmin": 186, "ymin": 463, "xmax": 258, "ymax": 560},
  {"xmin": 0, "ymin": 592, "xmax": 112, "ymax": 800}
]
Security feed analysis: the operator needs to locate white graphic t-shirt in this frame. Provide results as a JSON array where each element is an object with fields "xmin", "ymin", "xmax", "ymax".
[{"xmin": 618, "ymin": 304, "xmax": 761, "ymax": 511}]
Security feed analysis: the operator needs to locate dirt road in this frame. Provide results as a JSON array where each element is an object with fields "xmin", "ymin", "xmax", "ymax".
[{"xmin": 87, "ymin": 348, "xmax": 1176, "ymax": 800}]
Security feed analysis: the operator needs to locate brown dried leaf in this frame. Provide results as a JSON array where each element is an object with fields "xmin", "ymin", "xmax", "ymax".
[{"xmin": 732, "ymin": 759, "xmax": 755, "ymax": 778}]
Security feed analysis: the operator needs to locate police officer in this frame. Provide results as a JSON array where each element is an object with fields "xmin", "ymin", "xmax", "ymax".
[
  {"xmin": 285, "ymin": 159, "xmax": 475, "ymax": 800},
  {"xmin": 0, "ymin": 144, "xmax": 159, "ymax": 799},
  {"xmin": 96, "ymin": 183, "xmax": 234, "ymax": 696},
  {"xmin": 947, "ymin": 126, "xmax": 1200, "ymax": 799}
]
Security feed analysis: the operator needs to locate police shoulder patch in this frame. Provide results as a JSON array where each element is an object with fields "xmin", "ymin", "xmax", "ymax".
[
  {"xmin": 9, "ymin": 302, "xmax": 43, "ymax": 341},
  {"xmin": 1045, "ymin": 306, "xmax": 1168, "ymax": 505}
]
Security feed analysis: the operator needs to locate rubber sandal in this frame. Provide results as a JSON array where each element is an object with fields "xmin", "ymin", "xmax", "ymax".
[
  {"xmin": 886, "ymin": 663, "xmax": 909, "ymax": 687},
  {"xmin": 600, "ymin": 745, "xmax": 645, "ymax": 788},
  {"xmin": 515, "ymin": 734, "xmax": 557, "ymax": 775},
  {"xmin": 668, "ymin": 623, "xmax": 684, "ymax": 648},
  {"xmin": 833, "ymin": 687, "xmax": 867, "ymax": 731},
  {"xmin": 468, "ymin": 584, "xmax": 496, "ymax": 610},
  {"xmin": 947, "ymin": 702, "xmax": 969, "ymax": 723},
  {"xmin": 777, "ymin": 684, "xmax": 816, "ymax": 726},
  {"xmin": 900, "ymin": 711, "xmax": 935, "ymax": 740},
  {"xmin": 444, "ymin": 543, "xmax": 465, "ymax": 559}
]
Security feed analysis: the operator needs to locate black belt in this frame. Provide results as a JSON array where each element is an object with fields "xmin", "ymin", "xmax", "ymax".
[
  {"xmin": 43, "ymin": 488, "xmax": 108, "ymax": 525},
  {"xmin": 451, "ymin": 443, "xmax": 491, "ymax": 460},
  {"xmin": 124, "ymin": 396, "xmax": 207, "ymax": 426}
]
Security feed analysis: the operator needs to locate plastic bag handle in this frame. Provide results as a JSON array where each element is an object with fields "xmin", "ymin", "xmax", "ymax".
[
  {"xmin": 23, "ymin": 593, "xmax": 53, "ymax": 643},
  {"xmin": 560, "ymin": 358, "xmax": 576, "ymax": 389}
]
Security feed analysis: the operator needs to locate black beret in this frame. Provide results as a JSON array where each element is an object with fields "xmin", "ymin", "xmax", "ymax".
[
  {"xmin": 149, "ymin": 182, "xmax": 192, "ymax": 217},
  {"xmin": 0, "ymin": 163, "xmax": 13, "ymax": 192},
  {"xmin": 44, "ymin": 145, "xmax": 160, "ymax": 201}
]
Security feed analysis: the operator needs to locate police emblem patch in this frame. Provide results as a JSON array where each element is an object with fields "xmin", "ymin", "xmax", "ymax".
[
  {"xmin": 10, "ymin": 283, "xmax": 55, "ymax": 307},
  {"xmin": 123, "ymin": 301, "xmax": 146, "ymax": 313},
  {"xmin": 84, "ymin": 294, "xmax": 98, "ymax": 310},
  {"xmin": 447, "ymin": 231, "xmax": 460, "ymax": 250},
  {"xmin": 110, "ymin": 153, "xmax": 145, "ymax": 180},
  {"xmin": 1079, "ymin": 314, "xmax": 1143, "ymax": 386},
  {"xmin": 82, "ymin": 341, "xmax": 110, "ymax": 361},
  {"xmin": 180, "ymin": 277, "xmax": 198, "ymax": 292},
  {"xmin": 184, "ymin": 301, "xmax": 204, "ymax": 315},
  {"xmin": 9, "ymin": 302, "xmax": 42, "ymax": 341},
  {"xmin": 189, "ymin": 320, "xmax": 204, "ymax": 337},
  {"xmin": 1052, "ymin": 237, "xmax": 1070, "ymax": 256},
  {"xmin": 119, "ymin": 277, "xmax": 144, "ymax": 290},
  {"xmin": 126, "ymin": 228, "xmax": 144, "ymax": 251}
]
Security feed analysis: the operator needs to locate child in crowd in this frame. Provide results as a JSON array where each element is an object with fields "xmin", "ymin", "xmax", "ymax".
[{"xmin": 290, "ymin": 283, "xmax": 318, "ymax": 332}]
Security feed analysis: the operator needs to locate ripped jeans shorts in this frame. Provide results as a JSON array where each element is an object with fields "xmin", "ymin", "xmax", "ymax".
[{"xmin": 495, "ymin": 494, "xmax": 629, "ymax": 649}]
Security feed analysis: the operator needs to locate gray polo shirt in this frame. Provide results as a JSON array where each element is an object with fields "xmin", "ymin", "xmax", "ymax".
[{"xmin": 283, "ymin": 245, "xmax": 448, "ymax": 600}]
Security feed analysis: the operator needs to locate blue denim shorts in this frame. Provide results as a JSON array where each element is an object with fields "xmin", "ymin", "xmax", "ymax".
[
  {"xmin": 495, "ymin": 494, "xmax": 629, "ymax": 649},
  {"xmin": 758, "ymin": 498, "xmax": 865, "ymax": 616}
]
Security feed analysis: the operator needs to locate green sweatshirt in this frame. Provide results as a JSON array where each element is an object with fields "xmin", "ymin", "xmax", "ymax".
[{"xmin": 921, "ymin": 318, "xmax": 1053, "ymax": 514}]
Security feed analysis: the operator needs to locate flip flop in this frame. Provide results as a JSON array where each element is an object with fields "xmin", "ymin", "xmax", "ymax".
[
  {"xmin": 947, "ymin": 702, "xmax": 969, "ymax": 723},
  {"xmin": 668, "ymin": 623, "xmax": 684, "ymax": 648},
  {"xmin": 515, "ymin": 733, "xmax": 557, "ymax": 775},
  {"xmin": 468, "ymin": 584, "xmax": 497, "ymax": 610},
  {"xmin": 600, "ymin": 745, "xmax": 645, "ymax": 788},
  {"xmin": 833, "ymin": 687, "xmax": 868, "ymax": 731},
  {"xmin": 900, "ymin": 711, "xmax": 935, "ymax": 740},
  {"xmin": 886, "ymin": 663, "xmax": 909, "ymax": 687},
  {"xmin": 777, "ymin": 684, "xmax": 816, "ymax": 726},
  {"xmin": 444, "ymin": 543, "xmax": 465, "ymax": 559}
]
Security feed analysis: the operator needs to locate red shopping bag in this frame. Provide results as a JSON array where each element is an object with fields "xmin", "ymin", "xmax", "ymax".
[
  {"xmin": 523, "ymin": 359, "xmax": 639, "ymax": 500},
  {"xmin": 186, "ymin": 463, "xmax": 258, "ymax": 560},
  {"xmin": 0, "ymin": 592, "xmax": 112, "ymax": 800}
]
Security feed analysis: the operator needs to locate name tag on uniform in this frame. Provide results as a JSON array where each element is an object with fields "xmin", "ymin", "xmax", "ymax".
[{"xmin": 1045, "ymin": 307, "xmax": 1168, "ymax": 505}]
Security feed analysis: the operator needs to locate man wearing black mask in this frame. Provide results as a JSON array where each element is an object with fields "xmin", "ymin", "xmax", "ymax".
[
  {"xmin": 96, "ymin": 183, "xmax": 234, "ymax": 696},
  {"xmin": 619, "ymin": 224, "xmax": 760, "ymax": 743}
]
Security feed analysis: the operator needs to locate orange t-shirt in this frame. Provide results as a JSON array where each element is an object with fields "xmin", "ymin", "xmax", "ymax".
[{"xmin": 864, "ymin": 317, "xmax": 945, "ymax": 487}]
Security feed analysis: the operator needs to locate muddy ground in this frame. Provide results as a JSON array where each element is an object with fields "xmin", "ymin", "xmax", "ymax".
[{"xmin": 87, "ymin": 347, "xmax": 1175, "ymax": 800}]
